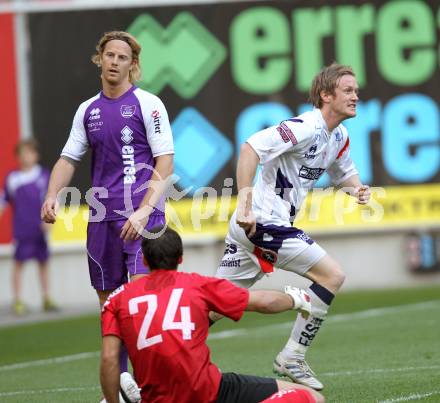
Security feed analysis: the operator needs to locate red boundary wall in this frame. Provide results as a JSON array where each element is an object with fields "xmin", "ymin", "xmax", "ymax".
[{"xmin": 0, "ymin": 13, "xmax": 19, "ymax": 243}]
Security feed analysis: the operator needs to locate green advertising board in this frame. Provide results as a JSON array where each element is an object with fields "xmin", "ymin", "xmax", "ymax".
[{"xmin": 29, "ymin": 0, "xmax": 440, "ymax": 195}]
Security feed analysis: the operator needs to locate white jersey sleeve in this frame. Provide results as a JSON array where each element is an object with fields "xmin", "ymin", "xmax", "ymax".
[
  {"xmin": 135, "ymin": 89, "xmax": 174, "ymax": 157},
  {"xmin": 61, "ymin": 99, "xmax": 94, "ymax": 161},
  {"xmin": 246, "ymin": 119, "xmax": 313, "ymax": 165},
  {"xmin": 327, "ymin": 126, "xmax": 358, "ymax": 185}
]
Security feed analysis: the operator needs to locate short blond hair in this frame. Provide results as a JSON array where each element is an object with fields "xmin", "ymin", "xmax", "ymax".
[
  {"xmin": 310, "ymin": 63, "xmax": 355, "ymax": 108},
  {"xmin": 91, "ymin": 31, "xmax": 141, "ymax": 83}
]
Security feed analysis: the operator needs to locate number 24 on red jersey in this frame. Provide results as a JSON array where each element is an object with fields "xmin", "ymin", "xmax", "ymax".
[{"xmin": 128, "ymin": 288, "xmax": 195, "ymax": 350}]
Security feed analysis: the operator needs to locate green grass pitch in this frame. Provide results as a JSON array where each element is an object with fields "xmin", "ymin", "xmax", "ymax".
[{"xmin": 0, "ymin": 286, "xmax": 439, "ymax": 402}]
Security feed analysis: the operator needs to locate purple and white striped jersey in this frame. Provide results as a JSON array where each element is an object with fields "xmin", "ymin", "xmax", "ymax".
[
  {"xmin": 61, "ymin": 86, "xmax": 174, "ymax": 221},
  {"xmin": 246, "ymin": 108, "xmax": 358, "ymax": 226},
  {"xmin": 1, "ymin": 165, "xmax": 49, "ymax": 240}
]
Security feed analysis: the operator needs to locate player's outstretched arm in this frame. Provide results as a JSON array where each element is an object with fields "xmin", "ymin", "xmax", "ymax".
[
  {"xmin": 246, "ymin": 287, "xmax": 311, "ymax": 319},
  {"xmin": 41, "ymin": 157, "xmax": 76, "ymax": 223},
  {"xmin": 236, "ymin": 143, "xmax": 259, "ymax": 237},
  {"xmin": 100, "ymin": 335, "xmax": 121, "ymax": 403}
]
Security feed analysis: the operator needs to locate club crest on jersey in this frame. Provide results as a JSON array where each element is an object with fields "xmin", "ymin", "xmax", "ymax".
[
  {"xmin": 335, "ymin": 130, "xmax": 343, "ymax": 141},
  {"xmin": 120, "ymin": 105, "xmax": 136, "ymax": 118},
  {"xmin": 276, "ymin": 121, "xmax": 297, "ymax": 144}
]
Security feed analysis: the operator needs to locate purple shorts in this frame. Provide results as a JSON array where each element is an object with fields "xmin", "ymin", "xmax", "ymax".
[
  {"xmin": 14, "ymin": 235, "xmax": 49, "ymax": 263},
  {"xmin": 86, "ymin": 215, "xmax": 165, "ymax": 291}
]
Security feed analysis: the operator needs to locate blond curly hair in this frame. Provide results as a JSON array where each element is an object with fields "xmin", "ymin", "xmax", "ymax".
[{"xmin": 91, "ymin": 31, "xmax": 142, "ymax": 83}]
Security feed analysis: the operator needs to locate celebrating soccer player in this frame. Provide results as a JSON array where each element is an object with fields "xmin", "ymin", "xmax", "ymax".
[
  {"xmin": 215, "ymin": 63, "xmax": 370, "ymax": 390},
  {"xmin": 41, "ymin": 31, "xmax": 174, "ymax": 401},
  {"xmin": 100, "ymin": 226, "xmax": 324, "ymax": 403}
]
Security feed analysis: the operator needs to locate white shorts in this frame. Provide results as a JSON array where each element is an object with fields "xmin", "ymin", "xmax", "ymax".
[{"xmin": 216, "ymin": 212, "xmax": 326, "ymax": 286}]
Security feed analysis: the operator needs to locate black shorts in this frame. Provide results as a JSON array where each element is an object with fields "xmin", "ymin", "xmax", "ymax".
[{"xmin": 216, "ymin": 372, "xmax": 278, "ymax": 403}]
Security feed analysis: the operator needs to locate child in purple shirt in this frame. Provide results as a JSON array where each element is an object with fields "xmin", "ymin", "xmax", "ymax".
[{"xmin": 0, "ymin": 139, "xmax": 57, "ymax": 315}]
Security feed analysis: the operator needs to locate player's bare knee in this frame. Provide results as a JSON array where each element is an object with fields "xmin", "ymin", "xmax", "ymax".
[
  {"xmin": 276, "ymin": 380, "xmax": 325, "ymax": 402},
  {"xmin": 309, "ymin": 266, "xmax": 344, "ymax": 293},
  {"xmin": 314, "ymin": 391, "xmax": 325, "ymax": 403},
  {"xmin": 321, "ymin": 260, "xmax": 345, "ymax": 290},
  {"xmin": 101, "ymin": 347, "xmax": 119, "ymax": 364},
  {"xmin": 275, "ymin": 379, "xmax": 294, "ymax": 391}
]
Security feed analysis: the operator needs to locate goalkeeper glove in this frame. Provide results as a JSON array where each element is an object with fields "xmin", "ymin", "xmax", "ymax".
[{"xmin": 284, "ymin": 286, "xmax": 311, "ymax": 320}]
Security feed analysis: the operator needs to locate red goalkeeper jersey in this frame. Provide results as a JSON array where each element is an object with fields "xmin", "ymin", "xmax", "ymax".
[{"xmin": 101, "ymin": 270, "xmax": 249, "ymax": 403}]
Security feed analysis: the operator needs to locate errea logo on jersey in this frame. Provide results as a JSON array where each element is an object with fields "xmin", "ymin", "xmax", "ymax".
[
  {"xmin": 121, "ymin": 126, "xmax": 134, "ymax": 144},
  {"xmin": 90, "ymin": 108, "xmax": 101, "ymax": 120},
  {"xmin": 121, "ymin": 126, "xmax": 136, "ymax": 184},
  {"xmin": 88, "ymin": 108, "xmax": 103, "ymax": 132},
  {"xmin": 304, "ymin": 144, "xmax": 318, "ymax": 159}
]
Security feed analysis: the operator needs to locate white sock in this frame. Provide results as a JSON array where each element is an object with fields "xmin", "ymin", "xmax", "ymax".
[{"xmin": 280, "ymin": 283, "xmax": 334, "ymax": 360}]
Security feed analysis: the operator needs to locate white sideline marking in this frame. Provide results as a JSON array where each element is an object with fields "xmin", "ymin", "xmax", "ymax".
[
  {"xmin": 0, "ymin": 351, "xmax": 99, "ymax": 372},
  {"xmin": 321, "ymin": 365, "xmax": 440, "ymax": 377},
  {"xmin": 0, "ymin": 386, "xmax": 100, "ymax": 397},
  {"xmin": 379, "ymin": 390, "xmax": 440, "ymax": 402},
  {"xmin": 209, "ymin": 328, "xmax": 249, "ymax": 339},
  {"xmin": 0, "ymin": 300, "xmax": 438, "ymax": 372},
  {"xmin": 325, "ymin": 301, "xmax": 440, "ymax": 323},
  {"xmin": 209, "ymin": 300, "xmax": 440, "ymax": 340}
]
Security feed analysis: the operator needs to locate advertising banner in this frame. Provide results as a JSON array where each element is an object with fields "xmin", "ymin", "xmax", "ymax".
[{"xmin": 26, "ymin": 0, "xmax": 440, "ymax": 240}]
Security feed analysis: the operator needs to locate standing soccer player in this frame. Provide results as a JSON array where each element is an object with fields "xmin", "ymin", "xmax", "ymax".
[
  {"xmin": 41, "ymin": 31, "xmax": 174, "ymax": 401},
  {"xmin": 215, "ymin": 63, "xmax": 370, "ymax": 390},
  {"xmin": 100, "ymin": 226, "xmax": 324, "ymax": 403},
  {"xmin": 0, "ymin": 139, "xmax": 57, "ymax": 315}
]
